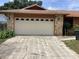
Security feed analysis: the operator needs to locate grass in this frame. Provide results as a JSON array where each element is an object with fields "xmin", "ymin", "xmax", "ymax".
[
  {"xmin": 0, "ymin": 39, "xmax": 7, "ymax": 44},
  {"xmin": 64, "ymin": 40, "xmax": 79, "ymax": 54}
]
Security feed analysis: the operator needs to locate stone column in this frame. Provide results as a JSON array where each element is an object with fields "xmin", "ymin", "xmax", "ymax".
[
  {"xmin": 7, "ymin": 13, "xmax": 15, "ymax": 31},
  {"xmin": 54, "ymin": 15, "xmax": 64, "ymax": 36}
]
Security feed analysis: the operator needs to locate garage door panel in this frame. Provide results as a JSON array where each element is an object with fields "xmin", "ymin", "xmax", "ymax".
[{"xmin": 15, "ymin": 19, "xmax": 54, "ymax": 35}]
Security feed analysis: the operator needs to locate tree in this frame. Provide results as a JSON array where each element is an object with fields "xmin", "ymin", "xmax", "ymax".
[
  {"xmin": 0, "ymin": 1, "xmax": 21, "ymax": 10},
  {"xmin": 14, "ymin": 0, "xmax": 42, "ymax": 8},
  {"xmin": 0, "ymin": 0, "xmax": 42, "ymax": 10}
]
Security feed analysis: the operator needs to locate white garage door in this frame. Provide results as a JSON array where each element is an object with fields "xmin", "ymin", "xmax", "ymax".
[{"xmin": 15, "ymin": 18, "xmax": 54, "ymax": 36}]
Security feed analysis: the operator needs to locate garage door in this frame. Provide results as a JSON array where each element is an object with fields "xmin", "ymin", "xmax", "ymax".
[{"xmin": 15, "ymin": 18, "xmax": 54, "ymax": 36}]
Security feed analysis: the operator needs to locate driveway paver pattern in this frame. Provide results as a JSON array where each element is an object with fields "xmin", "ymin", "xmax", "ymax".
[{"xmin": 0, "ymin": 36, "xmax": 79, "ymax": 59}]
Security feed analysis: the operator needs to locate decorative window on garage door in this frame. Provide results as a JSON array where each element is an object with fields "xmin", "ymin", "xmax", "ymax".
[{"xmin": 15, "ymin": 18, "xmax": 54, "ymax": 21}]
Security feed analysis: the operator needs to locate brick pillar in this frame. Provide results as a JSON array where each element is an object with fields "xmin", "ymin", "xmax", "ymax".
[
  {"xmin": 7, "ymin": 13, "xmax": 15, "ymax": 31},
  {"xmin": 54, "ymin": 15, "xmax": 64, "ymax": 36}
]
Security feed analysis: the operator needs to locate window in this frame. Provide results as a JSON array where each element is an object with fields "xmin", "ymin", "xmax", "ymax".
[
  {"xmin": 26, "ymin": 19, "xmax": 29, "ymax": 21},
  {"xmin": 50, "ymin": 19, "xmax": 53, "ymax": 21},
  {"xmin": 16, "ymin": 18, "xmax": 19, "ymax": 20},
  {"xmin": 31, "ymin": 19, "xmax": 34, "ymax": 21},
  {"xmin": 21, "ymin": 18, "xmax": 24, "ymax": 20},
  {"xmin": 41, "ymin": 19, "xmax": 44, "ymax": 21},
  {"xmin": 45, "ymin": 19, "xmax": 49, "ymax": 21},
  {"xmin": 36, "ymin": 19, "xmax": 39, "ymax": 21}
]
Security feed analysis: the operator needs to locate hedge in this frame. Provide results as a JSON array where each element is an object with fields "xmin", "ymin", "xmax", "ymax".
[{"xmin": 0, "ymin": 30, "xmax": 15, "ymax": 39}]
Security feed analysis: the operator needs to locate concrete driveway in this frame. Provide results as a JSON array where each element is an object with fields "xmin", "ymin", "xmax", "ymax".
[{"xmin": 0, "ymin": 36, "xmax": 79, "ymax": 59}]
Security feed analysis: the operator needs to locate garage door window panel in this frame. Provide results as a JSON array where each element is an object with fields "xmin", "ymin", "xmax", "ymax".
[
  {"xmin": 41, "ymin": 19, "xmax": 44, "ymax": 21},
  {"xmin": 26, "ymin": 19, "xmax": 29, "ymax": 21},
  {"xmin": 50, "ymin": 19, "xmax": 54, "ymax": 21},
  {"xmin": 45, "ymin": 19, "xmax": 49, "ymax": 21},
  {"xmin": 21, "ymin": 18, "xmax": 24, "ymax": 21},
  {"xmin": 31, "ymin": 19, "xmax": 34, "ymax": 21},
  {"xmin": 16, "ymin": 18, "xmax": 19, "ymax": 20},
  {"xmin": 36, "ymin": 19, "xmax": 39, "ymax": 21}
]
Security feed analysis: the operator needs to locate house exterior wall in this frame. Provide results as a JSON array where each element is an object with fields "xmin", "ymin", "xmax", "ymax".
[
  {"xmin": 7, "ymin": 13, "xmax": 64, "ymax": 36},
  {"xmin": 14, "ymin": 13, "xmax": 56, "ymax": 18},
  {"xmin": 73, "ymin": 17, "xmax": 79, "ymax": 26},
  {"xmin": 54, "ymin": 15, "xmax": 64, "ymax": 36},
  {"xmin": 7, "ymin": 13, "xmax": 15, "ymax": 31}
]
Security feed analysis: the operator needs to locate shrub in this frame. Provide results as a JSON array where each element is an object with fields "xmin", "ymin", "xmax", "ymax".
[
  {"xmin": 0, "ymin": 30, "xmax": 15, "ymax": 39},
  {"xmin": 73, "ymin": 24, "xmax": 79, "ymax": 31}
]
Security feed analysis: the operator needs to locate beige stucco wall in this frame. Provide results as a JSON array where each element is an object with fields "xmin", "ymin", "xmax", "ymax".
[{"xmin": 6, "ymin": 13, "xmax": 64, "ymax": 36}]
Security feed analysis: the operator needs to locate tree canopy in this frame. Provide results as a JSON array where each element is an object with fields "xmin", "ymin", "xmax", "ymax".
[{"xmin": 0, "ymin": 0, "xmax": 42, "ymax": 10}]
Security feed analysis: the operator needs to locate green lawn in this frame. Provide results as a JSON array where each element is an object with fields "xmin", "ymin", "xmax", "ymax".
[
  {"xmin": 0, "ymin": 39, "xmax": 7, "ymax": 44},
  {"xmin": 64, "ymin": 40, "xmax": 79, "ymax": 54}
]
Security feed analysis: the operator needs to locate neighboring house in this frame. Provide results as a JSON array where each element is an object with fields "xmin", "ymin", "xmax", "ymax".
[{"xmin": 0, "ymin": 4, "xmax": 79, "ymax": 36}]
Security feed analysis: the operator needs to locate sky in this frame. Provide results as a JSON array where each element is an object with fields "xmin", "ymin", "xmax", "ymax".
[{"xmin": 0, "ymin": 0, "xmax": 79, "ymax": 10}]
